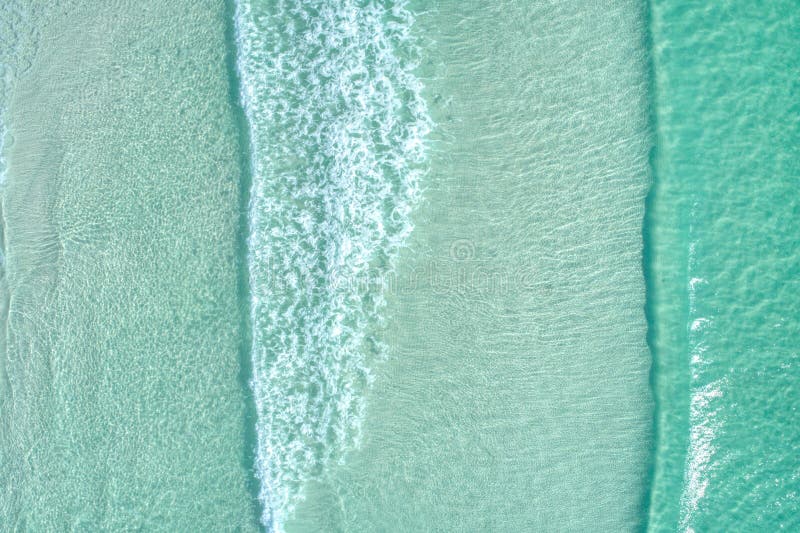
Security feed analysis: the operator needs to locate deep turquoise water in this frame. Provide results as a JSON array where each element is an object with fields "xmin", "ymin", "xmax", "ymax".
[
  {"xmin": 646, "ymin": 1, "xmax": 800, "ymax": 531},
  {"xmin": 0, "ymin": 1, "xmax": 798, "ymax": 531}
]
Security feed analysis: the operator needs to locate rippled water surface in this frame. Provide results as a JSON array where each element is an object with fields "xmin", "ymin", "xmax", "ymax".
[
  {"xmin": 1, "ymin": 0, "xmax": 797, "ymax": 531},
  {"xmin": 646, "ymin": 2, "xmax": 800, "ymax": 531}
]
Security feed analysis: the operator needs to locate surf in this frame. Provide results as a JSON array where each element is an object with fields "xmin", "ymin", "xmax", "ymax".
[{"xmin": 232, "ymin": 0, "xmax": 431, "ymax": 529}]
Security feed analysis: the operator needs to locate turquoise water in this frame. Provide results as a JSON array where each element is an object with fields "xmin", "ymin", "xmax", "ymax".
[
  {"xmin": 0, "ymin": 1, "xmax": 259, "ymax": 529},
  {"xmin": 233, "ymin": 1, "xmax": 431, "ymax": 527},
  {"xmin": 647, "ymin": 1, "xmax": 800, "ymax": 531},
  {"xmin": 283, "ymin": 0, "xmax": 654, "ymax": 530},
  {"xmin": 0, "ymin": 0, "xmax": 798, "ymax": 531}
]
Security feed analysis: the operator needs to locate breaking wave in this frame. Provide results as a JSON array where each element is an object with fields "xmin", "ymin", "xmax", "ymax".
[{"xmin": 232, "ymin": 0, "xmax": 430, "ymax": 529}]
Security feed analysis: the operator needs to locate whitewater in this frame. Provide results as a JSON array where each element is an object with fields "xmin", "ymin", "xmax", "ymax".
[{"xmin": 232, "ymin": 0, "xmax": 431, "ymax": 529}]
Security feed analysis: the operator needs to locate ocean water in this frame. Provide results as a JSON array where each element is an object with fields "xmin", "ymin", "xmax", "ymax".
[
  {"xmin": 1, "ymin": 0, "xmax": 798, "ymax": 531},
  {"xmin": 280, "ymin": 0, "xmax": 654, "ymax": 530},
  {"xmin": 646, "ymin": 1, "xmax": 800, "ymax": 531},
  {"xmin": 233, "ymin": 1, "xmax": 431, "ymax": 528},
  {"xmin": 0, "ymin": 1, "xmax": 260, "ymax": 529}
]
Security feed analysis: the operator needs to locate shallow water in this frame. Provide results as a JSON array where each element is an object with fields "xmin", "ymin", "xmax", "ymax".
[
  {"xmin": 0, "ymin": 1, "xmax": 259, "ymax": 529},
  {"xmin": 283, "ymin": 0, "xmax": 654, "ymax": 530},
  {"xmin": 233, "ymin": 1, "xmax": 431, "ymax": 527},
  {"xmin": 1, "ymin": 0, "xmax": 798, "ymax": 531}
]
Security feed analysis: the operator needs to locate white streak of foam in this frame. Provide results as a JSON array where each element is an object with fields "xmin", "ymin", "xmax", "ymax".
[
  {"xmin": 679, "ymin": 378, "xmax": 725, "ymax": 531},
  {"xmin": 679, "ymin": 266, "xmax": 723, "ymax": 531}
]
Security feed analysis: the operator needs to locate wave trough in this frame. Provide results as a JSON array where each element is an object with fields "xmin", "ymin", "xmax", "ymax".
[{"xmin": 232, "ymin": 0, "xmax": 430, "ymax": 529}]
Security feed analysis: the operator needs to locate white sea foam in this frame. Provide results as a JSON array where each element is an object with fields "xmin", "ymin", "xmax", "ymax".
[
  {"xmin": 233, "ymin": 1, "xmax": 430, "ymax": 529},
  {"xmin": 679, "ymin": 252, "xmax": 723, "ymax": 531},
  {"xmin": 679, "ymin": 378, "xmax": 725, "ymax": 531}
]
